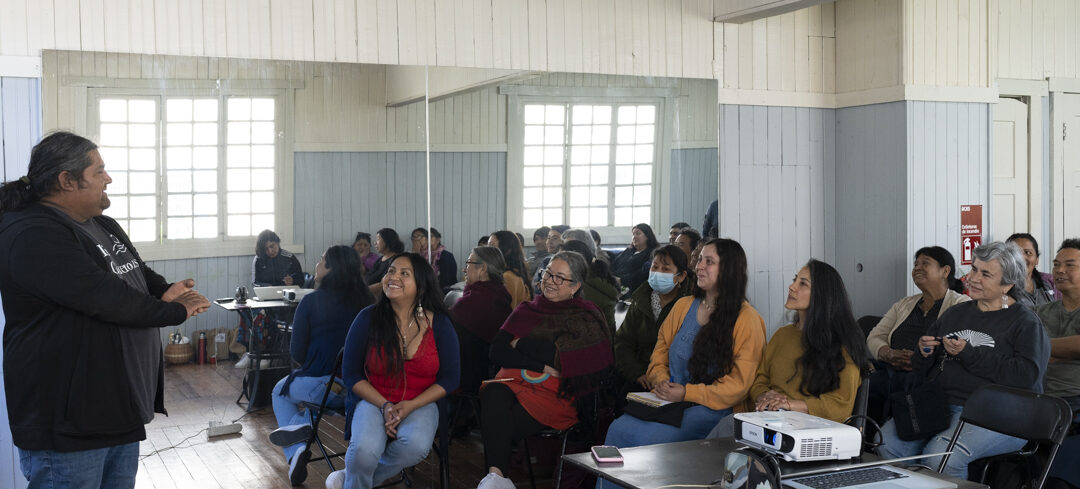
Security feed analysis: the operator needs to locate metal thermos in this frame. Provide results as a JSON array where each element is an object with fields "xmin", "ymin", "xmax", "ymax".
[{"xmin": 235, "ymin": 286, "xmax": 248, "ymax": 304}]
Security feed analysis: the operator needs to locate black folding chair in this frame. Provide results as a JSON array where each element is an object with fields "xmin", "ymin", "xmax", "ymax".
[
  {"xmin": 937, "ymin": 384, "xmax": 1073, "ymax": 489},
  {"xmin": 300, "ymin": 348, "xmax": 348, "ymax": 471}
]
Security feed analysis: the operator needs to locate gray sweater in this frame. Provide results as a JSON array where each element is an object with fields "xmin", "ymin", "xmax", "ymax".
[{"xmin": 914, "ymin": 301, "xmax": 1050, "ymax": 405}]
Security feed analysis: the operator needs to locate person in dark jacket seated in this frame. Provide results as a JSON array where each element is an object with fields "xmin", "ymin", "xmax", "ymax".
[
  {"xmin": 268, "ymin": 245, "xmax": 376, "ymax": 485},
  {"xmin": 0, "ymin": 131, "xmax": 210, "ymax": 488},
  {"xmin": 561, "ymin": 239, "xmax": 620, "ymax": 336},
  {"xmin": 878, "ymin": 241, "xmax": 1051, "ymax": 479},
  {"xmin": 451, "ymin": 246, "xmax": 514, "ymax": 393},
  {"xmin": 613, "ymin": 245, "xmax": 691, "ymax": 393},
  {"xmin": 365, "ymin": 227, "xmax": 406, "ymax": 286},
  {"xmin": 411, "ymin": 227, "xmax": 458, "ymax": 291},
  {"xmin": 611, "ymin": 223, "xmax": 659, "ymax": 298},
  {"xmin": 253, "ymin": 229, "xmax": 305, "ymax": 286}
]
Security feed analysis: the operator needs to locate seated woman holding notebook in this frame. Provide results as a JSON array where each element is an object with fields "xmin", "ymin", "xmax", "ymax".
[
  {"xmin": 709, "ymin": 259, "xmax": 871, "ymax": 438},
  {"xmin": 599, "ymin": 239, "xmax": 767, "ymax": 489}
]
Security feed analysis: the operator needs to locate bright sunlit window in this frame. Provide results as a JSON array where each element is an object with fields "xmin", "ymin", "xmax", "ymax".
[
  {"xmin": 520, "ymin": 102, "xmax": 656, "ymax": 230},
  {"xmin": 96, "ymin": 95, "xmax": 279, "ymax": 243}
]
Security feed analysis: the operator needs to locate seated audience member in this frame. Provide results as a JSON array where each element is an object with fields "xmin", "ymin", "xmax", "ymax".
[
  {"xmin": 561, "ymin": 239, "xmax": 620, "ymax": 335},
  {"xmin": 674, "ymin": 229, "xmax": 701, "ymax": 262},
  {"xmin": 477, "ymin": 235, "xmax": 489, "ymax": 246},
  {"xmin": 353, "ymin": 232, "xmax": 379, "ymax": 274},
  {"xmin": 866, "ymin": 247, "xmax": 970, "ymax": 420},
  {"xmin": 525, "ymin": 226, "xmax": 552, "ymax": 275},
  {"xmin": 613, "ymin": 245, "xmax": 692, "ymax": 392},
  {"xmin": 710, "ymin": 259, "xmax": 870, "ymax": 438},
  {"xmin": 688, "ymin": 240, "xmax": 705, "ymax": 271},
  {"xmin": 412, "ymin": 227, "xmax": 458, "ymax": 291},
  {"xmin": 590, "ymin": 229, "xmax": 614, "ymax": 263},
  {"xmin": 514, "ymin": 232, "xmax": 526, "ymax": 248},
  {"xmin": 603, "ymin": 239, "xmax": 766, "ymax": 480},
  {"xmin": 878, "ymin": 241, "xmax": 1050, "ymax": 479},
  {"xmin": 668, "ymin": 222, "xmax": 691, "ymax": 244},
  {"xmin": 1008, "ymin": 233, "xmax": 1062, "ymax": 305},
  {"xmin": 488, "ymin": 230, "xmax": 533, "ymax": 308},
  {"xmin": 1036, "ymin": 239, "xmax": 1080, "ymax": 412},
  {"xmin": 531, "ymin": 224, "xmax": 570, "ymax": 293},
  {"xmin": 476, "ymin": 251, "xmax": 613, "ymax": 489},
  {"xmin": 364, "ymin": 228, "xmax": 405, "ymax": 286},
  {"xmin": 252, "ymin": 229, "xmax": 304, "ymax": 286},
  {"xmin": 330, "ymin": 253, "xmax": 460, "ymax": 489},
  {"xmin": 451, "ymin": 246, "xmax": 514, "ymax": 393},
  {"xmin": 269, "ymin": 246, "xmax": 376, "ymax": 485},
  {"xmin": 611, "ymin": 223, "xmax": 660, "ymax": 297}
]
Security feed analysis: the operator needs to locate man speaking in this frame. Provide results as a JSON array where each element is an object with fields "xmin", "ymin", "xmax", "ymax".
[{"xmin": 0, "ymin": 131, "xmax": 211, "ymax": 488}]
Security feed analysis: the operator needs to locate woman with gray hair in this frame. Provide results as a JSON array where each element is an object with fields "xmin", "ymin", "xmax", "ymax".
[
  {"xmin": 878, "ymin": 241, "xmax": 1051, "ymax": 479},
  {"xmin": 476, "ymin": 251, "xmax": 614, "ymax": 489},
  {"xmin": 450, "ymin": 246, "xmax": 514, "ymax": 393}
]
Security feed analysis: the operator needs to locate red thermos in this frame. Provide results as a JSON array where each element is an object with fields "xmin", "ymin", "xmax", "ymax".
[{"xmin": 198, "ymin": 332, "xmax": 206, "ymax": 365}]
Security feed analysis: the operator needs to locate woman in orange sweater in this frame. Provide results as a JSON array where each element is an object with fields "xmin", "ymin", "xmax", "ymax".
[{"xmin": 599, "ymin": 239, "xmax": 766, "ymax": 489}]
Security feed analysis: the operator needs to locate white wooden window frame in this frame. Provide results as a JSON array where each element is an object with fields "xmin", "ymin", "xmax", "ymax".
[
  {"xmin": 83, "ymin": 85, "xmax": 299, "ymax": 261},
  {"xmin": 503, "ymin": 86, "xmax": 678, "ymax": 245}
]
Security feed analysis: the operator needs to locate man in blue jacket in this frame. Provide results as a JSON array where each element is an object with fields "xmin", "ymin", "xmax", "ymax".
[{"xmin": 0, "ymin": 131, "xmax": 211, "ymax": 489}]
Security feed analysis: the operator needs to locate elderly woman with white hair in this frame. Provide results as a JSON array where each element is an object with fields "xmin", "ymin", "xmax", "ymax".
[{"xmin": 878, "ymin": 241, "xmax": 1051, "ymax": 479}]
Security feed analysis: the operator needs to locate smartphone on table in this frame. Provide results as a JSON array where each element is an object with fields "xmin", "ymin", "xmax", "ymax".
[{"xmin": 591, "ymin": 445, "xmax": 624, "ymax": 463}]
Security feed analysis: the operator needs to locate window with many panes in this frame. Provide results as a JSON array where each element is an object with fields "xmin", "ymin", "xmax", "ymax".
[
  {"xmin": 520, "ymin": 102, "xmax": 657, "ymax": 230},
  {"xmin": 95, "ymin": 94, "xmax": 279, "ymax": 244}
]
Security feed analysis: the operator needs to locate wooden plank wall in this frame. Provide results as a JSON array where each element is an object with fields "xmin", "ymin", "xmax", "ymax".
[
  {"xmin": 717, "ymin": 104, "xmax": 835, "ymax": 335},
  {"xmin": 294, "ymin": 151, "xmax": 507, "ymax": 288},
  {"xmin": 669, "ymin": 148, "xmax": 719, "ymax": 229},
  {"xmin": 0, "ymin": 0, "xmax": 718, "ymax": 80},
  {"xmin": 834, "ymin": 0, "xmax": 903, "ymax": 93},
  {"xmin": 906, "ymin": 101, "xmax": 990, "ymax": 288},
  {"xmin": 0, "ymin": 76, "xmax": 40, "ymax": 489},
  {"xmin": 835, "ymin": 102, "xmax": 907, "ymax": 319},
  {"xmin": 994, "ymin": 0, "xmax": 1080, "ymax": 81},
  {"xmin": 902, "ymin": 0, "xmax": 989, "ymax": 88},
  {"xmin": 718, "ymin": 3, "xmax": 836, "ymax": 94},
  {"xmin": 0, "ymin": 77, "xmax": 41, "ymax": 181}
]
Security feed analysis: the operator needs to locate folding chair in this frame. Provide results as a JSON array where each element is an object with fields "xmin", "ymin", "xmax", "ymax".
[
  {"xmin": 300, "ymin": 348, "xmax": 349, "ymax": 472},
  {"xmin": 937, "ymin": 384, "xmax": 1073, "ymax": 489}
]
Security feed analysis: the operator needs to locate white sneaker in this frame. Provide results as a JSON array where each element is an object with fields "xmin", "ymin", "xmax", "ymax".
[
  {"xmin": 476, "ymin": 472, "xmax": 516, "ymax": 489},
  {"xmin": 234, "ymin": 352, "xmax": 251, "ymax": 369},
  {"xmin": 325, "ymin": 469, "xmax": 345, "ymax": 489}
]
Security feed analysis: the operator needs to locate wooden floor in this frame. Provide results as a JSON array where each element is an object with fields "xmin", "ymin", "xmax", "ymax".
[{"xmin": 135, "ymin": 361, "xmax": 560, "ymax": 489}]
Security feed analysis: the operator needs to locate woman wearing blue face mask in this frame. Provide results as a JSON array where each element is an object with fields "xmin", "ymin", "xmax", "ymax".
[
  {"xmin": 614, "ymin": 245, "xmax": 692, "ymax": 391},
  {"xmin": 600, "ymin": 241, "xmax": 767, "ymax": 489}
]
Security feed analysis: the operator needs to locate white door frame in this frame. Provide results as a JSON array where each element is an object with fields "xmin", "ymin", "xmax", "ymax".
[
  {"xmin": 996, "ymin": 79, "xmax": 1049, "ymax": 245},
  {"xmin": 1049, "ymin": 78, "xmax": 1080, "ymax": 248}
]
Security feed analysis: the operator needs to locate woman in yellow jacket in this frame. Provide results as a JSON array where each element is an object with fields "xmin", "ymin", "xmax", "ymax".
[
  {"xmin": 708, "ymin": 259, "xmax": 871, "ymax": 438},
  {"xmin": 600, "ymin": 239, "xmax": 766, "ymax": 489}
]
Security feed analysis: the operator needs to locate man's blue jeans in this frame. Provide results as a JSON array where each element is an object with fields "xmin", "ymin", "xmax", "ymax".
[{"xmin": 19, "ymin": 442, "xmax": 139, "ymax": 489}]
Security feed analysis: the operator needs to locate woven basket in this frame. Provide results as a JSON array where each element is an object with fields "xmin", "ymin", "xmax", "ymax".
[{"xmin": 164, "ymin": 343, "xmax": 193, "ymax": 365}]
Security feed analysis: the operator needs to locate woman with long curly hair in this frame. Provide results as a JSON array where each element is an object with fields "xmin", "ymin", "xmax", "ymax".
[
  {"xmin": 328, "ymin": 253, "xmax": 460, "ymax": 489},
  {"xmin": 710, "ymin": 259, "xmax": 870, "ymax": 438},
  {"xmin": 600, "ymin": 239, "xmax": 767, "ymax": 489}
]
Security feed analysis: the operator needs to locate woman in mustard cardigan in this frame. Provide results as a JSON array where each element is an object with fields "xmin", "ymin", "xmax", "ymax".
[
  {"xmin": 600, "ymin": 239, "xmax": 766, "ymax": 489},
  {"xmin": 709, "ymin": 259, "xmax": 871, "ymax": 438}
]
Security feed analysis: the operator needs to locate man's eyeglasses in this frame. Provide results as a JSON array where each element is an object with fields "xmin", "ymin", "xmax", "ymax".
[{"xmin": 541, "ymin": 269, "xmax": 573, "ymax": 286}]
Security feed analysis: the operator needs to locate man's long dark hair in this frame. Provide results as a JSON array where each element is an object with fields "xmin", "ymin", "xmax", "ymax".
[
  {"xmin": 689, "ymin": 238, "xmax": 748, "ymax": 385},
  {"xmin": 320, "ymin": 245, "xmax": 375, "ymax": 310},
  {"xmin": 794, "ymin": 259, "xmax": 871, "ymax": 397},
  {"xmin": 364, "ymin": 253, "xmax": 451, "ymax": 376},
  {"xmin": 0, "ymin": 131, "xmax": 98, "ymax": 215}
]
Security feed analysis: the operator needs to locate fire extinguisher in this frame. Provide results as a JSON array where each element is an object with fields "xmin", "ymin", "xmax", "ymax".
[{"xmin": 198, "ymin": 332, "xmax": 207, "ymax": 365}]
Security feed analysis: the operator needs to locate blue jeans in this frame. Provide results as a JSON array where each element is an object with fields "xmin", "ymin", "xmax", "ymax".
[
  {"xmin": 272, "ymin": 374, "xmax": 344, "ymax": 460},
  {"xmin": 878, "ymin": 404, "xmax": 1026, "ymax": 479},
  {"xmin": 19, "ymin": 442, "xmax": 139, "ymax": 489},
  {"xmin": 344, "ymin": 400, "xmax": 438, "ymax": 489},
  {"xmin": 599, "ymin": 405, "xmax": 730, "ymax": 489}
]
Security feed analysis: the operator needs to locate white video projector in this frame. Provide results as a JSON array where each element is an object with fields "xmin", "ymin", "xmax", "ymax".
[{"xmin": 733, "ymin": 411, "xmax": 862, "ymax": 462}]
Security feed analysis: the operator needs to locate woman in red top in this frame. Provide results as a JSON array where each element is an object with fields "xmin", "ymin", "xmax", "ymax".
[
  {"xmin": 476, "ymin": 251, "xmax": 614, "ymax": 489},
  {"xmin": 329, "ymin": 253, "xmax": 460, "ymax": 489}
]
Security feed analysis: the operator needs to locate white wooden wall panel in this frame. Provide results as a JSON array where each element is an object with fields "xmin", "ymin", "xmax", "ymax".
[
  {"xmin": 994, "ymin": 0, "xmax": 1079, "ymax": 80},
  {"xmin": 897, "ymin": 0, "xmax": 988, "ymax": 88},
  {"xmin": 834, "ymin": 0, "xmax": 903, "ymax": 93},
  {"xmin": 717, "ymin": 104, "xmax": 835, "ymax": 336},
  {"xmin": 2, "ymin": 0, "xmax": 722, "ymax": 80}
]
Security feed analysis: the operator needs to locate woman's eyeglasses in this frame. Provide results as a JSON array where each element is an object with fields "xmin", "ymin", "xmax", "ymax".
[{"xmin": 541, "ymin": 269, "xmax": 573, "ymax": 286}]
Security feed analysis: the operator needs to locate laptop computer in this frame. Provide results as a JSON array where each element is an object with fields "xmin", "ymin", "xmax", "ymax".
[{"xmin": 781, "ymin": 453, "xmax": 957, "ymax": 489}]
